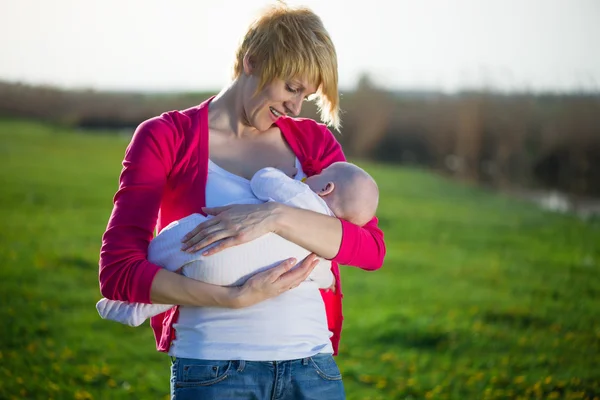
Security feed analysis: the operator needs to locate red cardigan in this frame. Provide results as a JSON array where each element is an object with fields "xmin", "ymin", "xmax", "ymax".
[{"xmin": 99, "ymin": 98, "xmax": 386, "ymax": 355}]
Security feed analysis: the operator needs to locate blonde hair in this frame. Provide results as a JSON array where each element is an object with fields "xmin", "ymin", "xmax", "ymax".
[{"xmin": 233, "ymin": 2, "xmax": 340, "ymax": 130}]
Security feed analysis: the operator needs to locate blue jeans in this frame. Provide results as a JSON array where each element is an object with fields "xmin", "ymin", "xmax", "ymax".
[{"xmin": 170, "ymin": 353, "xmax": 345, "ymax": 399}]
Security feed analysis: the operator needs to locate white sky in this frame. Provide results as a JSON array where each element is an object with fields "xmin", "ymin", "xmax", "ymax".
[{"xmin": 1, "ymin": 0, "xmax": 599, "ymax": 93}]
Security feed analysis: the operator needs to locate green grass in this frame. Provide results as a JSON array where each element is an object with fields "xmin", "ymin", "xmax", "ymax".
[{"xmin": 1, "ymin": 119, "xmax": 599, "ymax": 400}]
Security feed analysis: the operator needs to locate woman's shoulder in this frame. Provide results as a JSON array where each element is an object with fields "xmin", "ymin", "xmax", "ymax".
[
  {"xmin": 278, "ymin": 116, "xmax": 340, "ymax": 152},
  {"xmin": 278, "ymin": 116, "xmax": 345, "ymax": 171},
  {"xmin": 132, "ymin": 104, "xmax": 205, "ymax": 145},
  {"xmin": 279, "ymin": 116, "xmax": 331, "ymax": 138}
]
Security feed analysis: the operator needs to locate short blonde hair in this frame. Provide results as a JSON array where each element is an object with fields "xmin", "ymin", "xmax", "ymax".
[{"xmin": 233, "ymin": 2, "xmax": 340, "ymax": 130}]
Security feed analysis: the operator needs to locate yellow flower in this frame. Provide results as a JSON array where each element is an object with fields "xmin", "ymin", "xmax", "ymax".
[
  {"xmin": 514, "ymin": 376, "xmax": 525, "ymax": 384},
  {"xmin": 544, "ymin": 376, "xmax": 552, "ymax": 385},
  {"xmin": 74, "ymin": 389, "xmax": 93, "ymax": 400}
]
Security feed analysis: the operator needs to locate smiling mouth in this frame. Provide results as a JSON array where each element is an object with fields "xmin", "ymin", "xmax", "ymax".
[{"xmin": 270, "ymin": 107, "xmax": 284, "ymax": 118}]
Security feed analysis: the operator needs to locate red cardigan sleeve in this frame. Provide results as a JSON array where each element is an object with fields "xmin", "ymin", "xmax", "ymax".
[
  {"xmin": 98, "ymin": 116, "xmax": 177, "ymax": 303},
  {"xmin": 332, "ymin": 217, "xmax": 386, "ymax": 270},
  {"xmin": 310, "ymin": 124, "xmax": 387, "ymax": 271}
]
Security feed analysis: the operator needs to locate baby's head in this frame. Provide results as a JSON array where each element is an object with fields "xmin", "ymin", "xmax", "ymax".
[{"xmin": 304, "ymin": 162, "xmax": 379, "ymax": 226}]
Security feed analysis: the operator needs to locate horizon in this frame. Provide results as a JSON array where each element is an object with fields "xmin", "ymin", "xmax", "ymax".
[{"xmin": 4, "ymin": 78, "xmax": 600, "ymax": 97}]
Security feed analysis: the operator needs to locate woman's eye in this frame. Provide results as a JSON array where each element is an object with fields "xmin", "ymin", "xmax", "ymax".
[{"xmin": 286, "ymin": 84, "xmax": 298, "ymax": 94}]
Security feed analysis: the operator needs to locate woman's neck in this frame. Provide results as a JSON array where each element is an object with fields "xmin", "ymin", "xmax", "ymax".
[{"xmin": 208, "ymin": 79, "xmax": 259, "ymax": 139}]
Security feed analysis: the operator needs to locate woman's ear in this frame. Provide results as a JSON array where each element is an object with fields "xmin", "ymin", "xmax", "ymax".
[
  {"xmin": 318, "ymin": 182, "xmax": 335, "ymax": 197},
  {"xmin": 243, "ymin": 52, "xmax": 255, "ymax": 75}
]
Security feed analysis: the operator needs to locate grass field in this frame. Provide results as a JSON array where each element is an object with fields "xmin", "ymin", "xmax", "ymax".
[{"xmin": 1, "ymin": 119, "xmax": 599, "ymax": 400}]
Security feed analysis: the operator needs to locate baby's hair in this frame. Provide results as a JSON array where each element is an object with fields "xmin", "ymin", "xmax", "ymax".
[{"xmin": 329, "ymin": 163, "xmax": 379, "ymax": 226}]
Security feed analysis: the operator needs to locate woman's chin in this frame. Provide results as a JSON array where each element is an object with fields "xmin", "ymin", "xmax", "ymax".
[{"xmin": 254, "ymin": 118, "xmax": 275, "ymax": 132}]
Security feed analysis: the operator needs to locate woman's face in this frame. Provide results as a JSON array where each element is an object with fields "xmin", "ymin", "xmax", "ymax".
[{"xmin": 241, "ymin": 61, "xmax": 317, "ymax": 132}]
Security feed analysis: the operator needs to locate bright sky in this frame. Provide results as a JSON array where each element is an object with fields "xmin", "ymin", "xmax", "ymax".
[{"xmin": 1, "ymin": 0, "xmax": 599, "ymax": 93}]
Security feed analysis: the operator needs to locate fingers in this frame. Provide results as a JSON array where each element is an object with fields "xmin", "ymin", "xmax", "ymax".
[
  {"xmin": 324, "ymin": 282, "xmax": 336, "ymax": 293},
  {"xmin": 238, "ymin": 255, "xmax": 321, "ymax": 307},
  {"xmin": 182, "ymin": 228, "xmax": 235, "ymax": 253},
  {"xmin": 202, "ymin": 206, "xmax": 232, "ymax": 216},
  {"xmin": 275, "ymin": 254, "xmax": 319, "ymax": 289},
  {"xmin": 201, "ymin": 237, "xmax": 240, "ymax": 256},
  {"xmin": 267, "ymin": 258, "xmax": 298, "ymax": 280},
  {"xmin": 181, "ymin": 218, "xmax": 219, "ymax": 242}
]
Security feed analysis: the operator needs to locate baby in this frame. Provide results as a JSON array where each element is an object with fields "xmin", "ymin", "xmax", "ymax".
[{"xmin": 96, "ymin": 161, "xmax": 379, "ymax": 326}]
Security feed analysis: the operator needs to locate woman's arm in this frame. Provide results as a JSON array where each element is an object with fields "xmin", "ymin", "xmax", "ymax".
[
  {"xmin": 264, "ymin": 204, "xmax": 386, "ymax": 270},
  {"xmin": 151, "ymin": 255, "xmax": 320, "ymax": 308},
  {"xmin": 99, "ymin": 117, "xmax": 174, "ymax": 303},
  {"xmin": 183, "ymin": 202, "xmax": 385, "ymax": 271},
  {"xmin": 272, "ymin": 204, "xmax": 342, "ymax": 259}
]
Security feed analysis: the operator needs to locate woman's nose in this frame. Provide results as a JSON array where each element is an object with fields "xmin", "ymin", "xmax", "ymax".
[{"xmin": 285, "ymin": 97, "xmax": 302, "ymax": 117}]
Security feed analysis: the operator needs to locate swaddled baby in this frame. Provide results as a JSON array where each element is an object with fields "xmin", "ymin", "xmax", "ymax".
[{"xmin": 96, "ymin": 161, "xmax": 379, "ymax": 326}]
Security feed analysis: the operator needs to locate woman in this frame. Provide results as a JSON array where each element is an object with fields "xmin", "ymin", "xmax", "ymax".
[{"xmin": 99, "ymin": 3, "xmax": 385, "ymax": 399}]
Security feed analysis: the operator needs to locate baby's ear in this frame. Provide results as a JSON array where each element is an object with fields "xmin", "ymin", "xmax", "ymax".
[{"xmin": 318, "ymin": 182, "xmax": 335, "ymax": 197}]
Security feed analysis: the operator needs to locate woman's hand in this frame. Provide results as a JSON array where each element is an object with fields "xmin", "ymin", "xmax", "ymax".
[
  {"xmin": 180, "ymin": 203, "xmax": 282, "ymax": 255},
  {"xmin": 230, "ymin": 254, "xmax": 320, "ymax": 308}
]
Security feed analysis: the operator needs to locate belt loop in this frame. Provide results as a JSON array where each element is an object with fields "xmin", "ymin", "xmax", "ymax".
[
  {"xmin": 237, "ymin": 360, "xmax": 246, "ymax": 372},
  {"xmin": 301, "ymin": 357, "xmax": 309, "ymax": 366}
]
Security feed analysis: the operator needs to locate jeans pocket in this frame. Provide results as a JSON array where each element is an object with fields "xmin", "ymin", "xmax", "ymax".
[
  {"xmin": 176, "ymin": 359, "xmax": 232, "ymax": 387},
  {"xmin": 309, "ymin": 354, "xmax": 342, "ymax": 381}
]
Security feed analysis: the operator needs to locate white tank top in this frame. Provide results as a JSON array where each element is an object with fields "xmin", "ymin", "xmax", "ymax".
[{"xmin": 169, "ymin": 158, "xmax": 333, "ymax": 361}]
